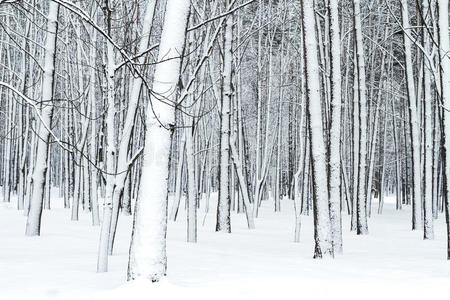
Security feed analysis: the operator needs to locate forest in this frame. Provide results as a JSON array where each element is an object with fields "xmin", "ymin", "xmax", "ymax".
[{"xmin": 0, "ymin": 0, "xmax": 450, "ymax": 298}]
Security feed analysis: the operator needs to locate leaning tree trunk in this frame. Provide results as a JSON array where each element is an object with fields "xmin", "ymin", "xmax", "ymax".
[
  {"xmin": 127, "ymin": 0, "xmax": 191, "ymax": 282},
  {"xmin": 108, "ymin": 0, "xmax": 158, "ymax": 254}
]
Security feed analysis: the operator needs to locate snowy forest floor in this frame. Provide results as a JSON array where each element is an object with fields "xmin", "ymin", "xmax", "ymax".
[{"xmin": 1, "ymin": 194, "xmax": 450, "ymax": 300}]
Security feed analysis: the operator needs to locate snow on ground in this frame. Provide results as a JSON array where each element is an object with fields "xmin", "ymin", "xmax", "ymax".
[{"xmin": 1, "ymin": 193, "xmax": 449, "ymax": 300}]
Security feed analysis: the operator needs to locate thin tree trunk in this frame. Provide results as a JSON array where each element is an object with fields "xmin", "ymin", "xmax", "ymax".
[
  {"xmin": 216, "ymin": 8, "xmax": 233, "ymax": 233},
  {"xmin": 328, "ymin": 0, "xmax": 343, "ymax": 254},
  {"xmin": 401, "ymin": 0, "xmax": 422, "ymax": 230},
  {"xmin": 354, "ymin": 0, "xmax": 368, "ymax": 235},
  {"xmin": 438, "ymin": 0, "xmax": 450, "ymax": 258}
]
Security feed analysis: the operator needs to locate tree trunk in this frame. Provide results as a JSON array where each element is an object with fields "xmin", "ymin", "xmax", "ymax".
[
  {"xmin": 301, "ymin": 0, "xmax": 333, "ymax": 258},
  {"xmin": 25, "ymin": 2, "xmax": 59, "ymax": 236},
  {"xmin": 354, "ymin": 0, "xmax": 368, "ymax": 235},
  {"xmin": 401, "ymin": 0, "xmax": 422, "ymax": 230},
  {"xmin": 216, "ymin": 9, "xmax": 233, "ymax": 233},
  {"xmin": 328, "ymin": 0, "xmax": 343, "ymax": 254},
  {"xmin": 438, "ymin": 0, "xmax": 450, "ymax": 259},
  {"xmin": 127, "ymin": 0, "xmax": 190, "ymax": 282}
]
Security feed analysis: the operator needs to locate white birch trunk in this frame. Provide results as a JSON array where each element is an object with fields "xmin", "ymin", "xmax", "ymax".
[
  {"xmin": 351, "ymin": 48, "xmax": 359, "ymax": 231},
  {"xmin": 230, "ymin": 126, "xmax": 255, "ymax": 229},
  {"xmin": 422, "ymin": 0, "xmax": 434, "ymax": 239},
  {"xmin": 25, "ymin": 2, "xmax": 59, "ymax": 236},
  {"xmin": 108, "ymin": 0, "xmax": 158, "ymax": 253},
  {"xmin": 293, "ymin": 98, "xmax": 305, "ymax": 243},
  {"xmin": 128, "ymin": 0, "xmax": 190, "ymax": 281},
  {"xmin": 301, "ymin": 0, "xmax": 333, "ymax": 258},
  {"xmin": 97, "ymin": 3, "xmax": 117, "ymax": 271},
  {"xmin": 401, "ymin": 0, "xmax": 422, "ymax": 230},
  {"xmin": 354, "ymin": 0, "xmax": 368, "ymax": 235},
  {"xmin": 170, "ymin": 134, "xmax": 185, "ymax": 221},
  {"xmin": 89, "ymin": 28, "xmax": 100, "ymax": 226},
  {"xmin": 185, "ymin": 123, "xmax": 197, "ymax": 242},
  {"xmin": 216, "ymin": 11, "xmax": 233, "ymax": 233},
  {"xmin": 328, "ymin": 0, "xmax": 343, "ymax": 253},
  {"xmin": 366, "ymin": 25, "xmax": 389, "ymax": 213},
  {"xmin": 438, "ymin": 0, "xmax": 450, "ymax": 258}
]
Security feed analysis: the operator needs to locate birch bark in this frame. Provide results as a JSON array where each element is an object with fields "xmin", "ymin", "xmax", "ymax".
[
  {"xmin": 328, "ymin": 0, "xmax": 343, "ymax": 253},
  {"xmin": 301, "ymin": 0, "xmax": 334, "ymax": 258},
  {"xmin": 128, "ymin": 0, "xmax": 191, "ymax": 281},
  {"xmin": 353, "ymin": 0, "xmax": 369, "ymax": 235},
  {"xmin": 401, "ymin": 0, "xmax": 422, "ymax": 230},
  {"xmin": 438, "ymin": 0, "xmax": 450, "ymax": 258},
  {"xmin": 25, "ymin": 2, "xmax": 59, "ymax": 236}
]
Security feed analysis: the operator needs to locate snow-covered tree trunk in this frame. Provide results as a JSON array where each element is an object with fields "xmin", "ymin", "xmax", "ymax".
[
  {"xmin": 108, "ymin": 0, "xmax": 158, "ymax": 253},
  {"xmin": 128, "ymin": 0, "xmax": 191, "ymax": 281},
  {"xmin": 63, "ymin": 87, "xmax": 71, "ymax": 210},
  {"xmin": 366, "ymin": 25, "xmax": 389, "ymax": 213},
  {"xmin": 438, "ymin": 0, "xmax": 450, "ymax": 259},
  {"xmin": 253, "ymin": 0, "xmax": 264, "ymax": 219},
  {"xmin": 432, "ymin": 101, "xmax": 440, "ymax": 218},
  {"xmin": 391, "ymin": 98, "xmax": 402, "ymax": 211},
  {"xmin": 17, "ymin": 18, "xmax": 31, "ymax": 209},
  {"xmin": 170, "ymin": 134, "xmax": 185, "ymax": 221},
  {"xmin": 301, "ymin": 139, "xmax": 311, "ymax": 216},
  {"xmin": 216, "ymin": 9, "xmax": 233, "ymax": 233},
  {"xmin": 353, "ymin": 0, "xmax": 368, "ymax": 235},
  {"xmin": 301, "ymin": 0, "xmax": 333, "ymax": 258},
  {"xmin": 378, "ymin": 100, "xmax": 388, "ymax": 214},
  {"xmin": 185, "ymin": 115, "xmax": 197, "ymax": 242},
  {"xmin": 3, "ymin": 91, "xmax": 11, "ymax": 204},
  {"xmin": 275, "ymin": 93, "xmax": 282, "ymax": 212},
  {"xmin": 97, "ymin": 1, "xmax": 117, "ymax": 272},
  {"xmin": 230, "ymin": 34, "xmax": 254, "ymax": 228},
  {"xmin": 351, "ymin": 48, "xmax": 359, "ymax": 231},
  {"xmin": 274, "ymin": 8, "xmax": 287, "ymax": 211},
  {"xmin": 293, "ymin": 97, "xmax": 305, "ymax": 243},
  {"xmin": 328, "ymin": 0, "xmax": 342, "ymax": 253},
  {"xmin": 25, "ymin": 2, "xmax": 59, "ymax": 236},
  {"xmin": 18, "ymin": 107, "xmax": 29, "ymax": 211},
  {"xmin": 230, "ymin": 118, "xmax": 255, "ymax": 229},
  {"xmin": 401, "ymin": 0, "xmax": 422, "ymax": 230},
  {"xmin": 25, "ymin": 122, "xmax": 37, "ymax": 216},
  {"xmin": 253, "ymin": 27, "xmax": 276, "ymax": 218},
  {"xmin": 422, "ymin": 0, "xmax": 434, "ymax": 240},
  {"xmin": 89, "ymin": 27, "xmax": 100, "ymax": 226},
  {"xmin": 72, "ymin": 110, "xmax": 89, "ymax": 221}
]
